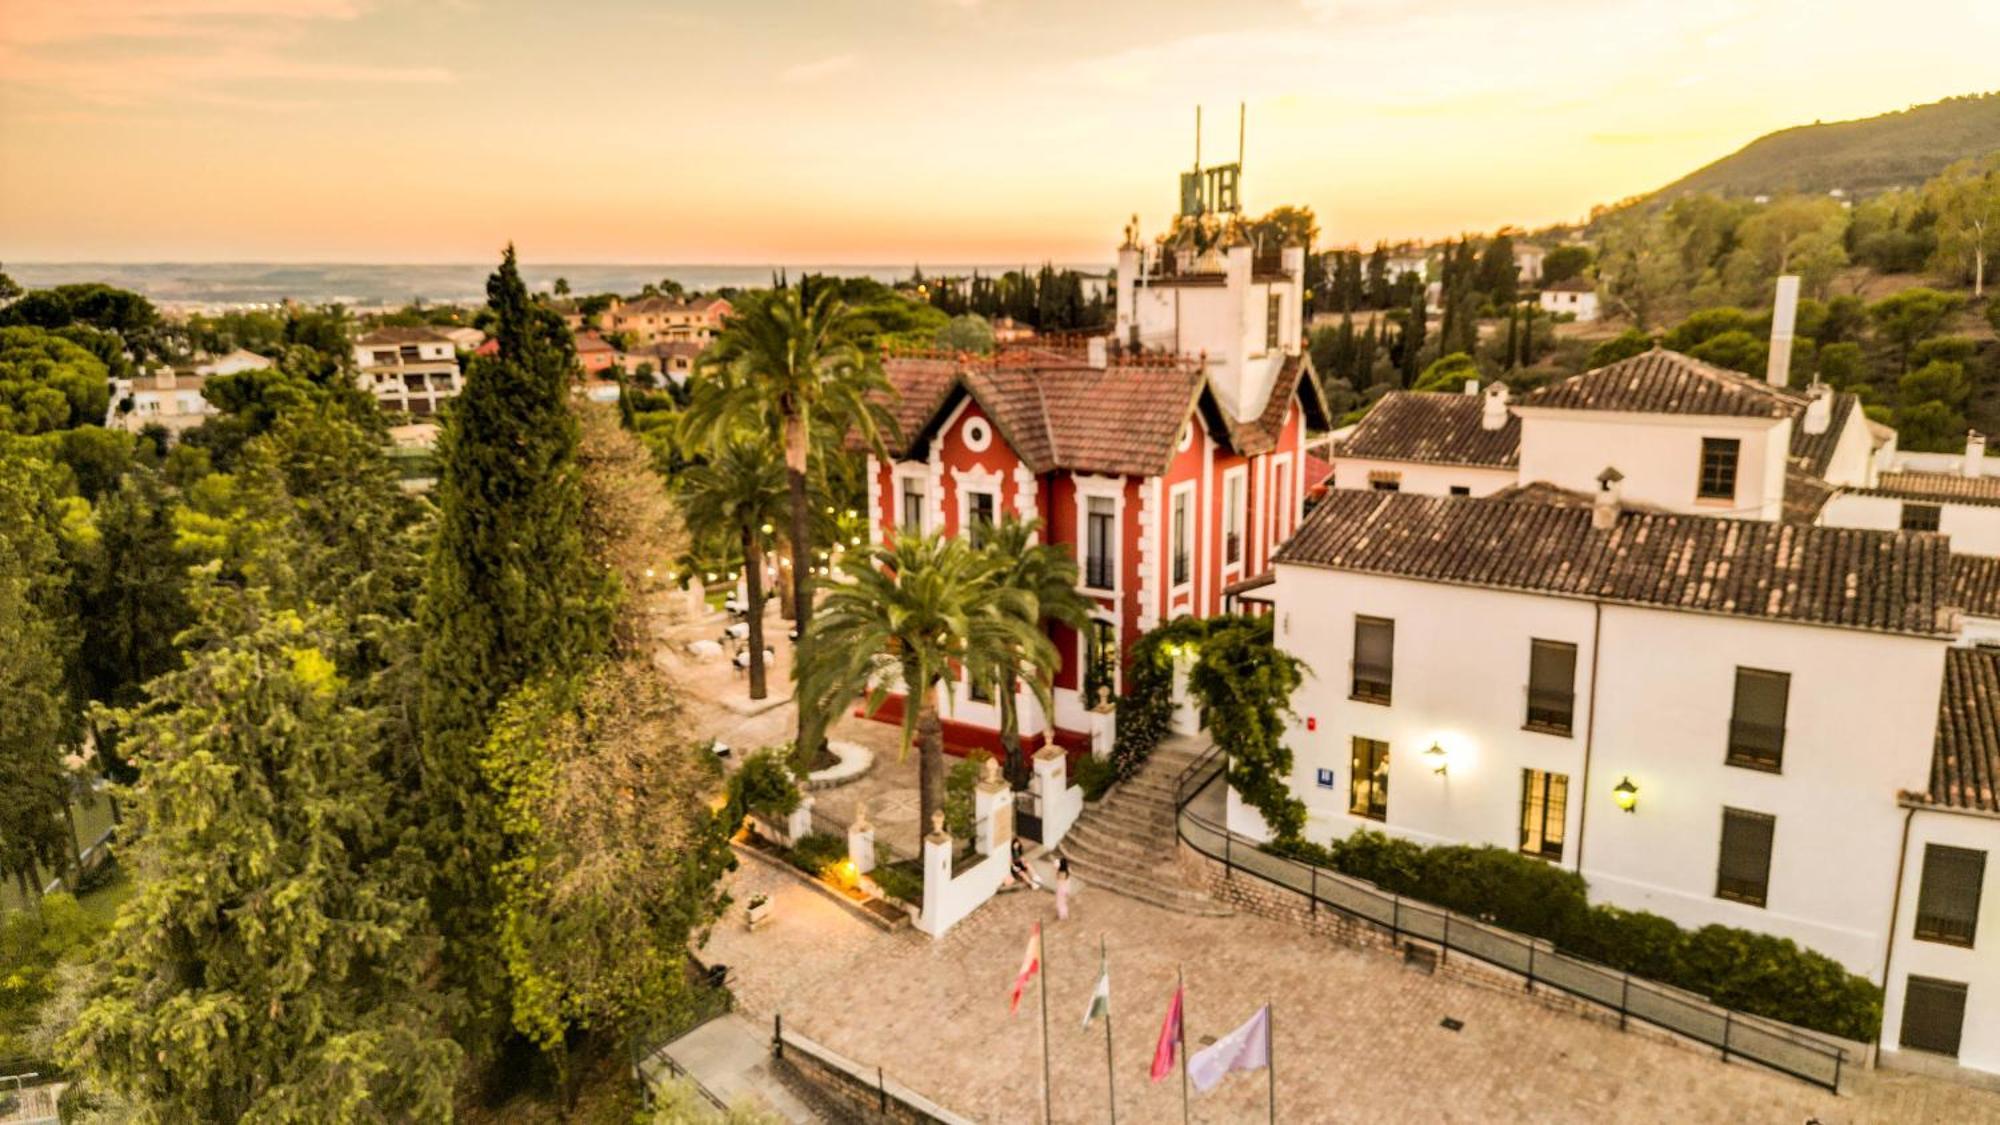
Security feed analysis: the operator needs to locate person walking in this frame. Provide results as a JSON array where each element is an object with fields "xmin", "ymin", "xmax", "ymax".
[{"xmin": 1055, "ymin": 857, "xmax": 1072, "ymax": 921}]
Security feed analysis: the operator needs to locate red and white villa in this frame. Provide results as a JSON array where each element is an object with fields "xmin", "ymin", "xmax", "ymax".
[{"xmin": 861, "ymin": 199, "xmax": 1328, "ymax": 757}]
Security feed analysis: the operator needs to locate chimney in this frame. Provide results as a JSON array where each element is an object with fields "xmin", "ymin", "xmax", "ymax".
[
  {"xmin": 1086, "ymin": 336, "xmax": 1108, "ymax": 370},
  {"xmin": 1803, "ymin": 384, "xmax": 1832, "ymax": 435},
  {"xmin": 1593, "ymin": 467, "xmax": 1624, "ymax": 531},
  {"xmin": 1766, "ymin": 274, "xmax": 1800, "ymax": 387},
  {"xmin": 1967, "ymin": 431, "xmax": 1988, "ymax": 478},
  {"xmin": 1462, "ymin": 379, "xmax": 1480, "ymax": 396},
  {"xmin": 1481, "ymin": 382, "xmax": 1510, "ymax": 431}
]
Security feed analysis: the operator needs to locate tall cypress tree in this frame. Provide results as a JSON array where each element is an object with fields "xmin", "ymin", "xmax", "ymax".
[
  {"xmin": 1400, "ymin": 287, "xmax": 1427, "ymax": 387},
  {"xmin": 417, "ymin": 247, "xmax": 613, "ymax": 1039}
]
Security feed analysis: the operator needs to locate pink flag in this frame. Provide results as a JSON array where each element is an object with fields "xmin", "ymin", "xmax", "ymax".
[
  {"xmin": 1188, "ymin": 1004, "xmax": 1271, "ymax": 1092},
  {"xmin": 1149, "ymin": 985, "xmax": 1183, "ymax": 1081},
  {"xmin": 1009, "ymin": 923, "xmax": 1042, "ymax": 1014}
]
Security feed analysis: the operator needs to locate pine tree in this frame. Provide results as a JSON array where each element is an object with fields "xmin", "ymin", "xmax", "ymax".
[
  {"xmin": 0, "ymin": 451, "xmax": 77, "ymax": 901},
  {"xmin": 1400, "ymin": 287, "xmax": 1427, "ymax": 387},
  {"xmin": 417, "ymin": 247, "xmax": 613, "ymax": 1038},
  {"xmin": 60, "ymin": 592, "xmax": 461, "ymax": 1122}
]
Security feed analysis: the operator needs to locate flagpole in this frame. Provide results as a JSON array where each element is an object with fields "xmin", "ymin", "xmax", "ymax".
[
  {"xmin": 1040, "ymin": 920, "xmax": 1053, "ymax": 1125},
  {"xmin": 1266, "ymin": 1002, "xmax": 1275, "ymax": 1125},
  {"xmin": 1102, "ymin": 934, "xmax": 1116, "ymax": 1125},
  {"xmin": 1177, "ymin": 965, "xmax": 1190, "ymax": 1125}
]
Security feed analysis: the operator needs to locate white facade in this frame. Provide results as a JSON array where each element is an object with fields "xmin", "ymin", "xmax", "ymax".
[
  {"xmin": 107, "ymin": 370, "xmax": 216, "ymax": 439},
  {"xmin": 1514, "ymin": 409, "xmax": 1791, "ymax": 521},
  {"xmin": 1820, "ymin": 492, "xmax": 2000, "ymax": 556},
  {"xmin": 1540, "ymin": 286, "xmax": 1599, "ymax": 322},
  {"xmin": 1880, "ymin": 805, "xmax": 2000, "ymax": 1080},
  {"xmin": 1331, "ymin": 458, "xmax": 1515, "ymax": 497},
  {"xmin": 352, "ymin": 332, "xmax": 462, "ymax": 416},
  {"xmin": 1115, "ymin": 240, "xmax": 1306, "ymax": 422}
]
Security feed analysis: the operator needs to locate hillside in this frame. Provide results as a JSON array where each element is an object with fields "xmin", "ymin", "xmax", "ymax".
[{"xmin": 1650, "ymin": 91, "xmax": 2000, "ymax": 201}]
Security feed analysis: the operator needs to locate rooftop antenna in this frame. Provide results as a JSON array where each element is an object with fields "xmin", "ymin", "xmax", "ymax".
[
  {"xmin": 1194, "ymin": 105, "xmax": 1202, "ymax": 173},
  {"xmin": 1238, "ymin": 100, "xmax": 1245, "ymax": 168}
]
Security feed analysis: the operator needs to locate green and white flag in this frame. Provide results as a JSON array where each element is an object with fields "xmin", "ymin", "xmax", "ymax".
[{"xmin": 1081, "ymin": 954, "xmax": 1110, "ymax": 1028}]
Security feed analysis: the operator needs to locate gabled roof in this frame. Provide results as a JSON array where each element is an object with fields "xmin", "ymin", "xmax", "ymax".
[
  {"xmin": 1542, "ymin": 276, "xmax": 1594, "ymax": 294},
  {"xmin": 1519, "ymin": 349, "xmax": 1801, "ymax": 420},
  {"xmin": 1950, "ymin": 554, "xmax": 2000, "ymax": 618},
  {"xmin": 1336, "ymin": 390, "xmax": 1520, "ymax": 468},
  {"xmin": 574, "ymin": 331, "xmax": 616, "ymax": 354},
  {"xmin": 1928, "ymin": 648, "xmax": 2000, "ymax": 814},
  {"xmin": 1787, "ymin": 392, "xmax": 1859, "ymax": 478},
  {"xmin": 1275, "ymin": 489, "xmax": 1955, "ymax": 638},
  {"xmin": 1851, "ymin": 471, "xmax": 2000, "ymax": 509},
  {"xmin": 877, "ymin": 350, "xmax": 1326, "ymax": 478},
  {"xmin": 356, "ymin": 326, "xmax": 454, "ymax": 346},
  {"xmin": 615, "ymin": 295, "xmax": 727, "ymax": 316}
]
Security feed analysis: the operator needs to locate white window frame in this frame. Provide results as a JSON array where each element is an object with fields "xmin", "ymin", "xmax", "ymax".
[
  {"xmin": 1168, "ymin": 480, "xmax": 1196, "ymax": 594},
  {"xmin": 894, "ymin": 462, "xmax": 930, "ymax": 536},
  {"xmin": 1074, "ymin": 474, "xmax": 1124, "ymax": 596},
  {"xmin": 1221, "ymin": 465, "xmax": 1247, "ymax": 578},
  {"xmin": 954, "ymin": 465, "xmax": 1002, "ymax": 541},
  {"xmin": 1270, "ymin": 452, "xmax": 1294, "ymax": 546}
]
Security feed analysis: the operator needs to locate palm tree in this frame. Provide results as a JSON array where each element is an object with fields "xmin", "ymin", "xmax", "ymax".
[
  {"xmin": 686, "ymin": 288, "xmax": 891, "ymax": 767},
  {"xmin": 980, "ymin": 517, "xmax": 1093, "ymax": 784},
  {"xmin": 679, "ymin": 438, "xmax": 789, "ymax": 699},
  {"xmin": 801, "ymin": 534, "xmax": 1055, "ymax": 838}
]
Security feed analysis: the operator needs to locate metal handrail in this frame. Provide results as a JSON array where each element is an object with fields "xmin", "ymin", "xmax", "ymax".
[{"xmin": 1170, "ymin": 759, "xmax": 1847, "ymax": 1093}]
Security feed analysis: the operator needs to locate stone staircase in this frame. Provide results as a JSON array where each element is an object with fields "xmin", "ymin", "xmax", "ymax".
[{"xmin": 1058, "ymin": 739, "xmax": 1233, "ymax": 917}]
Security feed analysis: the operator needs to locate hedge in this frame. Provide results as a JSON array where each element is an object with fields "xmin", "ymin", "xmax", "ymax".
[{"xmin": 1270, "ymin": 830, "xmax": 1881, "ymax": 1040}]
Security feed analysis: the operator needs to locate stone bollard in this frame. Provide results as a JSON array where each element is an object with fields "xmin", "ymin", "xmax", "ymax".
[
  {"xmin": 917, "ymin": 812, "xmax": 953, "ymax": 936},
  {"xmin": 686, "ymin": 575, "xmax": 707, "ymax": 617},
  {"xmin": 847, "ymin": 799, "xmax": 876, "ymax": 875},
  {"xmin": 973, "ymin": 756, "xmax": 1014, "ymax": 856}
]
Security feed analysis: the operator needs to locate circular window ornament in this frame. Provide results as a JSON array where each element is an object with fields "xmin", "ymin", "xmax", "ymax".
[
  {"xmin": 964, "ymin": 417, "xmax": 992, "ymax": 452},
  {"xmin": 1178, "ymin": 423, "xmax": 1194, "ymax": 452}
]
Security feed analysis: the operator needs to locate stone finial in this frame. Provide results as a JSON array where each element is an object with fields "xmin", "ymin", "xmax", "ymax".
[
  {"xmin": 1096, "ymin": 684, "xmax": 1113, "ymax": 708},
  {"xmin": 980, "ymin": 755, "xmax": 1002, "ymax": 786},
  {"xmin": 931, "ymin": 811, "xmax": 947, "ymax": 837},
  {"xmin": 851, "ymin": 799, "xmax": 870, "ymax": 833}
]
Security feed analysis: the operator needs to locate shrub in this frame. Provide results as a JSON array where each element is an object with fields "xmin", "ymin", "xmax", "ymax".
[
  {"xmin": 1, "ymin": 892, "xmax": 104, "ymax": 1058},
  {"xmin": 1586, "ymin": 329, "xmax": 1653, "ymax": 369},
  {"xmin": 871, "ymin": 858, "xmax": 924, "ymax": 905},
  {"xmin": 942, "ymin": 749, "xmax": 991, "ymax": 840},
  {"xmin": 727, "ymin": 748, "xmax": 800, "ymax": 823},
  {"xmin": 1817, "ymin": 341, "xmax": 1866, "ymax": 387},
  {"xmin": 786, "ymin": 832, "xmax": 847, "ymax": 878},
  {"xmin": 1265, "ymin": 829, "xmax": 1880, "ymax": 1038},
  {"xmin": 1072, "ymin": 754, "xmax": 1117, "ymax": 802}
]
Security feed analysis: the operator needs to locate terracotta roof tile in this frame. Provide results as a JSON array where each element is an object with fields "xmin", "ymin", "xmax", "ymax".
[
  {"xmin": 356, "ymin": 326, "xmax": 454, "ymax": 345},
  {"xmin": 1850, "ymin": 471, "xmax": 2000, "ymax": 509},
  {"xmin": 1337, "ymin": 390, "xmax": 1520, "ymax": 468},
  {"xmin": 1276, "ymin": 490, "xmax": 1955, "ymax": 637},
  {"xmin": 1787, "ymin": 392, "xmax": 1858, "ymax": 478},
  {"xmin": 1929, "ymin": 648, "xmax": 2000, "ymax": 813},
  {"xmin": 1950, "ymin": 554, "xmax": 2000, "ymax": 618},
  {"xmin": 1520, "ymin": 348, "xmax": 1801, "ymax": 419}
]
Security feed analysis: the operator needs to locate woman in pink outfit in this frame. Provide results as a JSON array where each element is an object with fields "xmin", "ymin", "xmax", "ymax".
[{"xmin": 1054, "ymin": 857, "xmax": 1072, "ymax": 921}]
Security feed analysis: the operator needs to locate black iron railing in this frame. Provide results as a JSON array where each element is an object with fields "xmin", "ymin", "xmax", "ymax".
[{"xmin": 1170, "ymin": 754, "xmax": 1848, "ymax": 1093}]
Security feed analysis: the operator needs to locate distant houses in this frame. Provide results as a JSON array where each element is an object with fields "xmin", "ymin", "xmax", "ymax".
[
  {"xmin": 352, "ymin": 327, "xmax": 462, "ymax": 416},
  {"xmin": 1538, "ymin": 275, "xmax": 1599, "ymax": 321}
]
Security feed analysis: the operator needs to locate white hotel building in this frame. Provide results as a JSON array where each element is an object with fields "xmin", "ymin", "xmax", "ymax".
[{"xmin": 1252, "ymin": 344, "xmax": 2000, "ymax": 1084}]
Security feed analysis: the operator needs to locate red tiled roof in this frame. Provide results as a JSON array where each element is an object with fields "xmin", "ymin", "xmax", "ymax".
[
  {"xmin": 1337, "ymin": 390, "xmax": 1521, "ymax": 468},
  {"xmin": 1276, "ymin": 489, "xmax": 1955, "ymax": 637},
  {"xmin": 1520, "ymin": 349, "xmax": 1801, "ymax": 420},
  {"xmin": 1950, "ymin": 554, "xmax": 2000, "ymax": 618},
  {"xmin": 574, "ymin": 331, "xmax": 615, "ymax": 354},
  {"xmin": 356, "ymin": 326, "xmax": 454, "ymax": 346},
  {"xmin": 1851, "ymin": 471, "xmax": 2000, "ymax": 509},
  {"xmin": 1928, "ymin": 648, "xmax": 2000, "ymax": 813}
]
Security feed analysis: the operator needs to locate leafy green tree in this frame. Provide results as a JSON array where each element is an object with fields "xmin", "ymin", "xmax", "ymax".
[
  {"xmin": 1924, "ymin": 153, "xmax": 2000, "ymax": 296},
  {"xmin": 1662, "ymin": 307, "xmax": 1758, "ymax": 353},
  {"xmin": 1893, "ymin": 399, "xmax": 1966, "ymax": 451},
  {"xmin": 802, "ymin": 534, "xmax": 1050, "ymax": 837},
  {"xmin": 1688, "ymin": 330, "xmax": 1767, "ymax": 376},
  {"xmin": 1869, "ymin": 287, "xmax": 1966, "ymax": 372},
  {"xmin": 1413, "ymin": 351, "xmax": 1480, "ymax": 393},
  {"xmin": 980, "ymin": 517, "xmax": 1092, "ymax": 782},
  {"xmin": 75, "ymin": 467, "xmax": 192, "ymax": 781},
  {"xmin": 1587, "ymin": 329, "xmax": 1655, "ymax": 369},
  {"xmin": 1397, "ymin": 288, "xmax": 1427, "ymax": 387},
  {"xmin": 1720, "ymin": 196, "xmax": 1848, "ymax": 301},
  {"xmin": 59, "ymin": 595, "xmax": 461, "ymax": 1122},
  {"xmin": 1818, "ymin": 342, "xmax": 1866, "ymax": 387},
  {"xmin": 686, "ymin": 288, "xmax": 891, "ymax": 769},
  {"xmin": 0, "ymin": 326, "xmax": 111, "ymax": 433},
  {"xmin": 1476, "ymin": 232, "xmax": 1519, "ymax": 304},
  {"xmin": 418, "ymin": 247, "xmax": 614, "ymax": 1038},
  {"xmin": 680, "ymin": 439, "xmax": 788, "ymax": 700},
  {"xmin": 1597, "ymin": 210, "xmax": 1682, "ymax": 329},
  {"xmin": 1900, "ymin": 359, "xmax": 1973, "ymax": 410},
  {"xmin": 1540, "ymin": 244, "xmax": 1592, "ymax": 286},
  {"xmin": 935, "ymin": 313, "xmax": 996, "ymax": 354},
  {"xmin": 0, "ymin": 265, "xmax": 20, "ymax": 304},
  {"xmin": 0, "ymin": 451, "xmax": 79, "ymax": 901}
]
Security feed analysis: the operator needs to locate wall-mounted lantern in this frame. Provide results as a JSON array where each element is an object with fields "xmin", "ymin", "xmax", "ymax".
[
  {"xmin": 1612, "ymin": 776, "xmax": 1639, "ymax": 813},
  {"xmin": 1425, "ymin": 742, "xmax": 1449, "ymax": 776}
]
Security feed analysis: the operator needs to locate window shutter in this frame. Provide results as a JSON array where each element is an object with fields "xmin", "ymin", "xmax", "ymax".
[
  {"xmin": 1732, "ymin": 669, "xmax": 1790, "ymax": 729},
  {"xmin": 1356, "ymin": 618, "xmax": 1393, "ymax": 667},
  {"xmin": 1717, "ymin": 808, "xmax": 1775, "ymax": 905},
  {"xmin": 1915, "ymin": 845, "xmax": 1986, "ymax": 945},
  {"xmin": 1529, "ymin": 641, "xmax": 1576, "ymax": 695},
  {"xmin": 1899, "ymin": 976, "xmax": 1969, "ymax": 1057}
]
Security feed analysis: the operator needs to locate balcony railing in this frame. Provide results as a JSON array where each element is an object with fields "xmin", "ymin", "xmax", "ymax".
[
  {"xmin": 1726, "ymin": 718, "xmax": 1785, "ymax": 772},
  {"xmin": 1084, "ymin": 555, "xmax": 1115, "ymax": 591},
  {"xmin": 1350, "ymin": 660, "xmax": 1393, "ymax": 705},
  {"xmin": 1524, "ymin": 686, "xmax": 1575, "ymax": 735}
]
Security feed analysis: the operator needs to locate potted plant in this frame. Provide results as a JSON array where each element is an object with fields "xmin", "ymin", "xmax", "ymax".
[{"xmin": 746, "ymin": 893, "xmax": 772, "ymax": 931}]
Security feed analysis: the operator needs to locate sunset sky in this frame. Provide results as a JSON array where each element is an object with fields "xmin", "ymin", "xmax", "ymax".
[{"xmin": 2, "ymin": 0, "xmax": 1995, "ymax": 264}]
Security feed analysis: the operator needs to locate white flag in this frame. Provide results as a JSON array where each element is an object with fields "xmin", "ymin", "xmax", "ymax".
[
  {"xmin": 1188, "ymin": 1004, "xmax": 1271, "ymax": 1093},
  {"xmin": 1081, "ymin": 958, "xmax": 1110, "ymax": 1029}
]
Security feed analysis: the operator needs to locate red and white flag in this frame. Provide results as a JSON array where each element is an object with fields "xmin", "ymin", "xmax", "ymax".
[
  {"xmin": 1149, "ymin": 984, "xmax": 1184, "ymax": 1081},
  {"xmin": 1009, "ymin": 923, "xmax": 1042, "ymax": 1014}
]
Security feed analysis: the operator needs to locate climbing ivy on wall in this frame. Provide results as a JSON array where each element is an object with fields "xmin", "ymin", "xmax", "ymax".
[{"xmin": 1112, "ymin": 614, "xmax": 1308, "ymax": 843}]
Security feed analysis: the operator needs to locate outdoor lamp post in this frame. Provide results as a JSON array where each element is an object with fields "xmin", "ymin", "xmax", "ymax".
[{"xmin": 1612, "ymin": 776, "xmax": 1639, "ymax": 813}]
